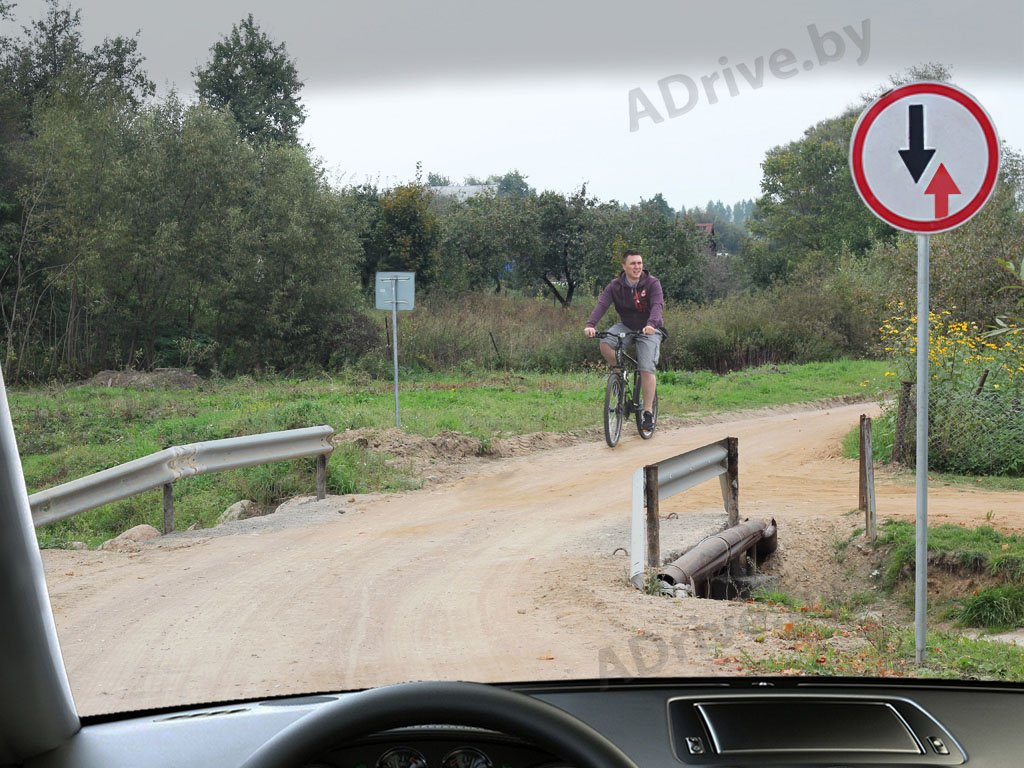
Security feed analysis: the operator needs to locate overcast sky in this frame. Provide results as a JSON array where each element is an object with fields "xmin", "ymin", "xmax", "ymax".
[{"xmin": 4, "ymin": 0, "xmax": 1023, "ymax": 209}]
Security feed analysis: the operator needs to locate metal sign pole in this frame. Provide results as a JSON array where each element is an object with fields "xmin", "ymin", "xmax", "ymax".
[
  {"xmin": 849, "ymin": 83, "xmax": 999, "ymax": 666},
  {"xmin": 390, "ymin": 277, "xmax": 401, "ymax": 428},
  {"xmin": 915, "ymin": 233, "xmax": 930, "ymax": 664}
]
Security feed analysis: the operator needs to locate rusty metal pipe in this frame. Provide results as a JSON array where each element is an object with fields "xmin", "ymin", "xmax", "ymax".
[
  {"xmin": 757, "ymin": 518, "xmax": 778, "ymax": 556},
  {"xmin": 657, "ymin": 519, "xmax": 776, "ymax": 587}
]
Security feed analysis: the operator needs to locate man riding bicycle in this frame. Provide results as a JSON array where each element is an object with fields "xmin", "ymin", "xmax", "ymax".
[{"xmin": 584, "ymin": 249, "xmax": 665, "ymax": 432}]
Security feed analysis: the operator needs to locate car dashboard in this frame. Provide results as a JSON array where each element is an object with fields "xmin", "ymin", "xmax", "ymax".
[{"xmin": 23, "ymin": 678, "xmax": 1024, "ymax": 768}]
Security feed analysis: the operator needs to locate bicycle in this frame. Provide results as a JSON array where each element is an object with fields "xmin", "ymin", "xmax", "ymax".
[{"xmin": 594, "ymin": 330, "xmax": 660, "ymax": 448}]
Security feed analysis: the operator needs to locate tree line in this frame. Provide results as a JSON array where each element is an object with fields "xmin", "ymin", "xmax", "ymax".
[
  {"xmin": 2, "ymin": 3, "xmax": 1021, "ymax": 383},
  {"xmin": 0, "ymin": 2, "xmax": 745, "ymax": 381}
]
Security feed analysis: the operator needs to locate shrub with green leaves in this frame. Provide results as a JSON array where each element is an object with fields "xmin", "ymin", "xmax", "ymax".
[{"xmin": 877, "ymin": 306, "xmax": 1024, "ymax": 476}]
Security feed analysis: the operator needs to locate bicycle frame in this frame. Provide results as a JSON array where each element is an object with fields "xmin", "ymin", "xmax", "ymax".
[{"xmin": 594, "ymin": 331, "xmax": 659, "ymax": 447}]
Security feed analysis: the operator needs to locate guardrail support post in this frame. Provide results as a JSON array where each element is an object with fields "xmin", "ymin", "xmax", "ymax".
[
  {"xmin": 644, "ymin": 464, "xmax": 659, "ymax": 568},
  {"xmin": 316, "ymin": 454, "xmax": 328, "ymax": 500},
  {"xmin": 720, "ymin": 437, "xmax": 739, "ymax": 527},
  {"xmin": 162, "ymin": 483, "xmax": 174, "ymax": 534}
]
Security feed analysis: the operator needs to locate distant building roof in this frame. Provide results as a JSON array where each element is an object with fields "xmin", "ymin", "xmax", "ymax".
[
  {"xmin": 695, "ymin": 222, "xmax": 715, "ymax": 234},
  {"xmin": 430, "ymin": 184, "xmax": 497, "ymax": 201}
]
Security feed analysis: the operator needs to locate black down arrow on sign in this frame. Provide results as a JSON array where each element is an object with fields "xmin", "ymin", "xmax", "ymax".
[{"xmin": 898, "ymin": 104, "xmax": 935, "ymax": 184}]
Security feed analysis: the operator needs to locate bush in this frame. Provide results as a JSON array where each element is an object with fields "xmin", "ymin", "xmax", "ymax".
[
  {"xmin": 352, "ymin": 276, "xmax": 887, "ymax": 378},
  {"xmin": 370, "ymin": 292, "xmax": 593, "ymax": 373},
  {"xmin": 661, "ymin": 273, "xmax": 883, "ymax": 373},
  {"xmin": 879, "ymin": 307, "xmax": 1024, "ymax": 476},
  {"xmin": 953, "ymin": 585, "xmax": 1024, "ymax": 630}
]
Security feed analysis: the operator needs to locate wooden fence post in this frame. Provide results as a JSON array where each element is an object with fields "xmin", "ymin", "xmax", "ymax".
[
  {"xmin": 162, "ymin": 483, "xmax": 174, "ymax": 534},
  {"xmin": 719, "ymin": 437, "xmax": 739, "ymax": 527},
  {"xmin": 859, "ymin": 414, "xmax": 868, "ymax": 511},
  {"xmin": 892, "ymin": 380, "xmax": 914, "ymax": 465},
  {"xmin": 316, "ymin": 454, "xmax": 328, "ymax": 500}
]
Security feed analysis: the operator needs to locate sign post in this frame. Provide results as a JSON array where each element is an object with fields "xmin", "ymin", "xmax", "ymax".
[
  {"xmin": 850, "ymin": 82, "xmax": 998, "ymax": 663},
  {"xmin": 375, "ymin": 272, "xmax": 416, "ymax": 428}
]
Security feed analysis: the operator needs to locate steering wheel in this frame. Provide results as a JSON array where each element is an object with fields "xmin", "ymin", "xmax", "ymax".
[{"xmin": 239, "ymin": 681, "xmax": 639, "ymax": 768}]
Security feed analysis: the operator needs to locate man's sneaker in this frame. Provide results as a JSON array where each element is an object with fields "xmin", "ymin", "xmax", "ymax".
[{"xmin": 642, "ymin": 410, "xmax": 654, "ymax": 432}]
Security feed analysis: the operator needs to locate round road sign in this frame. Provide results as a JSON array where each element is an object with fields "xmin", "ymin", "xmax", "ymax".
[{"xmin": 850, "ymin": 82, "xmax": 999, "ymax": 233}]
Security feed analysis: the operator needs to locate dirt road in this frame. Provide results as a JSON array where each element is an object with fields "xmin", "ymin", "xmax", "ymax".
[{"xmin": 42, "ymin": 402, "xmax": 1024, "ymax": 715}]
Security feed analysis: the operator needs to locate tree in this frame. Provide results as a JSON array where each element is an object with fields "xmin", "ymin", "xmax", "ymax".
[
  {"xmin": 437, "ymin": 192, "xmax": 540, "ymax": 294},
  {"xmin": 0, "ymin": 0, "xmax": 153, "ymax": 125},
  {"xmin": 746, "ymin": 108, "xmax": 892, "ymax": 283},
  {"xmin": 426, "ymin": 172, "xmax": 451, "ymax": 187},
  {"xmin": 194, "ymin": 14, "xmax": 305, "ymax": 144},
  {"xmin": 745, "ymin": 65, "xmax": 951, "ymax": 287},
  {"xmin": 362, "ymin": 185, "xmax": 440, "ymax": 286},
  {"xmin": 487, "ymin": 170, "xmax": 534, "ymax": 199},
  {"xmin": 528, "ymin": 188, "xmax": 597, "ymax": 307},
  {"xmin": 620, "ymin": 199, "xmax": 703, "ymax": 303}
]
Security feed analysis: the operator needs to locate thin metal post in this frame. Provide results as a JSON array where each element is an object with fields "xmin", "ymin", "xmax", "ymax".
[
  {"xmin": 391, "ymin": 277, "xmax": 401, "ymax": 428},
  {"xmin": 162, "ymin": 483, "xmax": 174, "ymax": 534},
  {"xmin": 644, "ymin": 465, "xmax": 659, "ymax": 568},
  {"xmin": 629, "ymin": 468, "xmax": 645, "ymax": 588},
  {"xmin": 915, "ymin": 233, "xmax": 930, "ymax": 664},
  {"xmin": 863, "ymin": 417, "xmax": 877, "ymax": 544}
]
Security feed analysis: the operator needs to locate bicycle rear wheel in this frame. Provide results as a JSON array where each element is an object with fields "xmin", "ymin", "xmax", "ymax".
[{"xmin": 604, "ymin": 373, "xmax": 623, "ymax": 448}]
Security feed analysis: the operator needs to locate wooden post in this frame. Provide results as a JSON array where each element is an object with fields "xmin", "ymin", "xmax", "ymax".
[
  {"xmin": 162, "ymin": 483, "xmax": 174, "ymax": 534},
  {"xmin": 719, "ymin": 437, "xmax": 739, "ymax": 527},
  {"xmin": 644, "ymin": 464, "xmax": 659, "ymax": 568},
  {"xmin": 859, "ymin": 414, "xmax": 868, "ymax": 511},
  {"xmin": 863, "ymin": 416, "xmax": 877, "ymax": 543},
  {"xmin": 316, "ymin": 454, "xmax": 328, "ymax": 500},
  {"xmin": 892, "ymin": 380, "xmax": 913, "ymax": 465}
]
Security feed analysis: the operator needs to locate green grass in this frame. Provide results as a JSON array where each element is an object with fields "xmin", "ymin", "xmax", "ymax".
[
  {"xmin": 752, "ymin": 589, "xmax": 879, "ymax": 622},
  {"xmin": 11, "ymin": 359, "xmax": 891, "ymax": 547},
  {"xmin": 952, "ymin": 585, "xmax": 1024, "ymax": 631},
  {"xmin": 876, "ymin": 520, "xmax": 1024, "ymax": 589},
  {"xmin": 740, "ymin": 621, "xmax": 1024, "ymax": 681},
  {"xmin": 659, "ymin": 359, "xmax": 890, "ymax": 416}
]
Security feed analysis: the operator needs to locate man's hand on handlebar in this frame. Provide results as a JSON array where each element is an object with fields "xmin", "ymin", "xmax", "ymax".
[
  {"xmin": 584, "ymin": 327, "xmax": 597, "ymax": 338},
  {"xmin": 642, "ymin": 325, "xmax": 656, "ymax": 336}
]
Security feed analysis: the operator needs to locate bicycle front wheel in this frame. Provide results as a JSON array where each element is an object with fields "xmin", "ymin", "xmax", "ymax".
[{"xmin": 604, "ymin": 373, "xmax": 623, "ymax": 448}]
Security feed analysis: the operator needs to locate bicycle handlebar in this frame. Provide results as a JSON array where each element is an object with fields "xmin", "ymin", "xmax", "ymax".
[{"xmin": 593, "ymin": 329, "xmax": 663, "ymax": 339}]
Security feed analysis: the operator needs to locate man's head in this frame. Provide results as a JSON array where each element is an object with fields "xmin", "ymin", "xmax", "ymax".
[{"xmin": 622, "ymin": 250, "xmax": 644, "ymax": 281}]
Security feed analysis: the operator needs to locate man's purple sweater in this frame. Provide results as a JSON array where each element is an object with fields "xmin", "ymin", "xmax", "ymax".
[{"xmin": 585, "ymin": 270, "xmax": 665, "ymax": 332}]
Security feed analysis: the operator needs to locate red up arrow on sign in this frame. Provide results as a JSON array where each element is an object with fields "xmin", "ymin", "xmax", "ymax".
[{"xmin": 924, "ymin": 163, "xmax": 960, "ymax": 219}]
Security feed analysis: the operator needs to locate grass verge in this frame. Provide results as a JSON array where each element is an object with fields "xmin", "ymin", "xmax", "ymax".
[
  {"xmin": 12, "ymin": 359, "xmax": 891, "ymax": 547},
  {"xmin": 876, "ymin": 520, "xmax": 1024, "ymax": 588},
  {"xmin": 739, "ymin": 619, "xmax": 1024, "ymax": 681}
]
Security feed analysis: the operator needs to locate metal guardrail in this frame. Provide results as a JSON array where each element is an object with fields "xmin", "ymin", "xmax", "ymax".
[
  {"xmin": 29, "ymin": 425, "xmax": 335, "ymax": 531},
  {"xmin": 629, "ymin": 437, "xmax": 738, "ymax": 588}
]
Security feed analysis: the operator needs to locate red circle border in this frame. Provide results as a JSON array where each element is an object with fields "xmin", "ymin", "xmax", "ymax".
[{"xmin": 850, "ymin": 82, "xmax": 1000, "ymax": 233}]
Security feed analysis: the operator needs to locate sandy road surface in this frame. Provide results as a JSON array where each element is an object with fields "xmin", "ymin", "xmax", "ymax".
[{"xmin": 42, "ymin": 402, "xmax": 1024, "ymax": 715}]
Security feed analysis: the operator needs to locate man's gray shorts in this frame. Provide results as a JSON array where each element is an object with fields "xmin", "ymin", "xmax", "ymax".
[{"xmin": 601, "ymin": 323, "xmax": 661, "ymax": 372}]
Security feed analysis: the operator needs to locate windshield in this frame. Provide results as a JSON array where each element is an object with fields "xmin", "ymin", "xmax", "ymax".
[{"xmin": 4, "ymin": 0, "xmax": 1024, "ymax": 717}]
